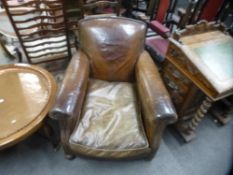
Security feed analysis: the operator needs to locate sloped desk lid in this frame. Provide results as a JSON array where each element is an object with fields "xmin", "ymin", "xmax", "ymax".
[
  {"xmin": 0, "ymin": 64, "xmax": 57, "ymax": 149},
  {"xmin": 180, "ymin": 31, "xmax": 233, "ymax": 96},
  {"xmin": 167, "ymin": 30, "xmax": 233, "ymax": 100}
]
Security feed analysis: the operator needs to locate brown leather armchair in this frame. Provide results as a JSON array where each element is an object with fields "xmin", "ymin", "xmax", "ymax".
[{"xmin": 50, "ymin": 17, "xmax": 177, "ymax": 160}]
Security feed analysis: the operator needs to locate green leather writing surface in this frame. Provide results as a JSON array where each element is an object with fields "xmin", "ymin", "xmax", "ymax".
[{"xmin": 194, "ymin": 40, "xmax": 233, "ymax": 81}]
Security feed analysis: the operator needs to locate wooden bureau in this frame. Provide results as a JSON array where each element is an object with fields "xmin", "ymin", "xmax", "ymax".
[{"xmin": 162, "ymin": 21, "xmax": 233, "ymax": 141}]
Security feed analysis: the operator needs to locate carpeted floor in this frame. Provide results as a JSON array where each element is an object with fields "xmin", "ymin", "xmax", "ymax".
[{"xmin": 0, "ymin": 115, "xmax": 232, "ymax": 175}]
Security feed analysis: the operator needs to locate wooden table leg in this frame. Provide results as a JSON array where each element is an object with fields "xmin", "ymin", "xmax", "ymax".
[
  {"xmin": 176, "ymin": 96, "xmax": 213, "ymax": 142},
  {"xmin": 187, "ymin": 97, "xmax": 212, "ymax": 132}
]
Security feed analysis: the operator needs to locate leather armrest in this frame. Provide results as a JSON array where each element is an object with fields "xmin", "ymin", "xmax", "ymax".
[
  {"xmin": 136, "ymin": 51, "xmax": 177, "ymax": 152},
  {"xmin": 149, "ymin": 20, "xmax": 170, "ymax": 38},
  {"xmin": 136, "ymin": 51, "xmax": 177, "ymax": 124},
  {"xmin": 50, "ymin": 51, "xmax": 90, "ymax": 120}
]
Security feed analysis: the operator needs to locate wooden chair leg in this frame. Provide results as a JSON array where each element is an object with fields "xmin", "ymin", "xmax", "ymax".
[
  {"xmin": 61, "ymin": 141, "xmax": 75, "ymax": 160},
  {"xmin": 39, "ymin": 119, "xmax": 60, "ymax": 151},
  {"xmin": 65, "ymin": 152, "xmax": 75, "ymax": 160},
  {"xmin": 14, "ymin": 47, "xmax": 22, "ymax": 63}
]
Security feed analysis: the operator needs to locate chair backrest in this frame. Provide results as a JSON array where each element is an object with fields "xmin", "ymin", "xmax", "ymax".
[
  {"xmin": 64, "ymin": 0, "xmax": 83, "ymax": 31},
  {"xmin": 2, "ymin": 0, "xmax": 71, "ymax": 64},
  {"xmin": 78, "ymin": 17, "xmax": 146, "ymax": 82},
  {"xmin": 151, "ymin": 0, "xmax": 176, "ymax": 23},
  {"xmin": 178, "ymin": 0, "xmax": 198, "ymax": 29},
  {"xmin": 190, "ymin": 0, "xmax": 225, "ymax": 23},
  {"xmin": 199, "ymin": 0, "xmax": 225, "ymax": 21},
  {"xmin": 217, "ymin": 0, "xmax": 232, "ymax": 22},
  {"xmin": 82, "ymin": 0, "xmax": 121, "ymax": 17}
]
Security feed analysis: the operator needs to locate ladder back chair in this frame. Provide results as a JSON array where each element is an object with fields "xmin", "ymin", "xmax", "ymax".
[{"xmin": 2, "ymin": 0, "xmax": 72, "ymax": 64}]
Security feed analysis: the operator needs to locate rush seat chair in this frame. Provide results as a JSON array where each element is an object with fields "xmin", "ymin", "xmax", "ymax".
[{"xmin": 50, "ymin": 17, "xmax": 177, "ymax": 160}]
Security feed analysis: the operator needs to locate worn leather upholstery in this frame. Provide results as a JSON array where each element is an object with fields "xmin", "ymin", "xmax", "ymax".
[
  {"xmin": 50, "ymin": 17, "xmax": 177, "ymax": 160},
  {"xmin": 136, "ymin": 51, "xmax": 177, "ymax": 151},
  {"xmin": 69, "ymin": 79, "xmax": 150, "ymax": 158},
  {"xmin": 51, "ymin": 51, "xmax": 90, "ymax": 151},
  {"xmin": 79, "ymin": 17, "xmax": 146, "ymax": 82}
]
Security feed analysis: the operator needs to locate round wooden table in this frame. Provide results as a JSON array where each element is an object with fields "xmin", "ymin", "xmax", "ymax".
[{"xmin": 0, "ymin": 64, "xmax": 57, "ymax": 150}]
